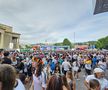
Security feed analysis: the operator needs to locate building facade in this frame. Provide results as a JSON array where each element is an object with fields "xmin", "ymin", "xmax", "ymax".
[{"xmin": 0, "ymin": 23, "xmax": 20, "ymax": 49}]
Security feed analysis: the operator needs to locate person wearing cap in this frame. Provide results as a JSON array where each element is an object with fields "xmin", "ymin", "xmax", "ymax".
[{"xmin": 84, "ymin": 68, "xmax": 108, "ymax": 90}]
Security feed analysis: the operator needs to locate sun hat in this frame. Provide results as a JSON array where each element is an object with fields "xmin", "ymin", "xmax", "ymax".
[{"xmin": 94, "ymin": 68, "xmax": 104, "ymax": 73}]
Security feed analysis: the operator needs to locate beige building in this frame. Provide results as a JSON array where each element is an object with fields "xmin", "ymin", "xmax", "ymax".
[{"xmin": 0, "ymin": 23, "xmax": 20, "ymax": 49}]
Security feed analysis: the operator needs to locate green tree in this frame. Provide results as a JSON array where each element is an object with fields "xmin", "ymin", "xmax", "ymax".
[
  {"xmin": 63, "ymin": 38, "xmax": 72, "ymax": 48},
  {"xmin": 25, "ymin": 45, "xmax": 32, "ymax": 49},
  {"xmin": 96, "ymin": 36, "xmax": 108, "ymax": 49},
  {"xmin": 104, "ymin": 44, "xmax": 108, "ymax": 49},
  {"xmin": 104, "ymin": 36, "xmax": 108, "ymax": 49},
  {"xmin": 54, "ymin": 42, "xmax": 63, "ymax": 46},
  {"xmin": 96, "ymin": 41, "xmax": 103, "ymax": 49}
]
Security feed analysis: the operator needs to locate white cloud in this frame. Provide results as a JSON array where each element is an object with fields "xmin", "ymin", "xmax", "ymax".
[{"xmin": 0, "ymin": 0, "xmax": 108, "ymax": 44}]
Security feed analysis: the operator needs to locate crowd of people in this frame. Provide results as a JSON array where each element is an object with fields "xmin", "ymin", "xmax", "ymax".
[{"xmin": 0, "ymin": 49, "xmax": 108, "ymax": 90}]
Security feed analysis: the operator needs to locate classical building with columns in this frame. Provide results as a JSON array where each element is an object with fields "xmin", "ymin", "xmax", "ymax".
[{"xmin": 0, "ymin": 23, "xmax": 20, "ymax": 49}]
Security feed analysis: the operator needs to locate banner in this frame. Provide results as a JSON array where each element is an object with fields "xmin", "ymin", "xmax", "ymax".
[{"xmin": 94, "ymin": 0, "xmax": 108, "ymax": 14}]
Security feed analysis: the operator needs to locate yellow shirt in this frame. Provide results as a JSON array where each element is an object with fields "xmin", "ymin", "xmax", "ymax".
[{"xmin": 84, "ymin": 60, "xmax": 92, "ymax": 64}]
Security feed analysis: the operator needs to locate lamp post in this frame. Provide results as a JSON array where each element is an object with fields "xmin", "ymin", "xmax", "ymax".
[{"xmin": 74, "ymin": 32, "xmax": 76, "ymax": 48}]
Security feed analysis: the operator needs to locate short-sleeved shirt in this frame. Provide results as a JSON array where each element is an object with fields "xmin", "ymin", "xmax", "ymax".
[
  {"xmin": 98, "ymin": 78, "xmax": 108, "ymax": 90},
  {"xmin": 33, "ymin": 74, "xmax": 42, "ymax": 90},
  {"xmin": 14, "ymin": 79, "xmax": 25, "ymax": 90},
  {"xmin": 33, "ymin": 72, "xmax": 46, "ymax": 90},
  {"xmin": 62, "ymin": 61, "xmax": 71, "ymax": 71}
]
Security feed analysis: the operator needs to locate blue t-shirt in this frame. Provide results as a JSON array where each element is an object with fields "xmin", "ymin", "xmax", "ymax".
[
  {"xmin": 92, "ymin": 57, "xmax": 97, "ymax": 65},
  {"xmin": 50, "ymin": 62, "xmax": 55, "ymax": 70}
]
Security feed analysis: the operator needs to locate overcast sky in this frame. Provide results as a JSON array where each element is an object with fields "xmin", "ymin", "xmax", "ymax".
[{"xmin": 0, "ymin": 0, "xmax": 108, "ymax": 44}]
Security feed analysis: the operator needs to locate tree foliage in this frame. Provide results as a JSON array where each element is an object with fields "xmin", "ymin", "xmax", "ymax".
[
  {"xmin": 54, "ymin": 42, "xmax": 63, "ymax": 46},
  {"xmin": 63, "ymin": 38, "xmax": 72, "ymax": 48},
  {"xmin": 54, "ymin": 38, "xmax": 73, "ymax": 48},
  {"xmin": 96, "ymin": 36, "xmax": 108, "ymax": 49},
  {"xmin": 25, "ymin": 45, "xmax": 32, "ymax": 49}
]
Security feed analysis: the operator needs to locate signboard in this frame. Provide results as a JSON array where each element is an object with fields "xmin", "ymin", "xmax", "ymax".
[
  {"xmin": 94, "ymin": 0, "xmax": 108, "ymax": 14},
  {"xmin": 20, "ymin": 49, "xmax": 30, "ymax": 52}
]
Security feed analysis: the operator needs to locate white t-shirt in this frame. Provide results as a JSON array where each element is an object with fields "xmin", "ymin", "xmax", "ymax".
[
  {"xmin": 99, "ymin": 78, "xmax": 108, "ymax": 90},
  {"xmin": 85, "ymin": 75, "xmax": 108, "ymax": 90},
  {"xmin": 33, "ymin": 72, "xmax": 46, "ymax": 90},
  {"xmin": 12, "ymin": 61, "xmax": 17, "ymax": 66},
  {"xmin": 98, "ymin": 61, "xmax": 107, "ymax": 71},
  {"xmin": 14, "ymin": 79, "xmax": 25, "ymax": 90},
  {"xmin": 73, "ymin": 54, "xmax": 77, "ymax": 60},
  {"xmin": 85, "ymin": 75, "xmax": 96, "ymax": 82},
  {"xmin": 77, "ymin": 56, "xmax": 81, "ymax": 62},
  {"xmin": 85, "ymin": 64, "xmax": 92, "ymax": 70},
  {"xmin": 33, "ymin": 74, "xmax": 42, "ymax": 90},
  {"xmin": 62, "ymin": 61, "xmax": 71, "ymax": 71},
  {"xmin": 72, "ymin": 61, "xmax": 79, "ymax": 71},
  {"xmin": 97, "ymin": 55, "xmax": 101, "ymax": 60}
]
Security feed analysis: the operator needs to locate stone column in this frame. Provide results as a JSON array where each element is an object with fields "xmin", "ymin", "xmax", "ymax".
[
  {"xmin": 16, "ymin": 37, "xmax": 19, "ymax": 49},
  {"xmin": 0, "ymin": 33, "xmax": 4, "ymax": 48}
]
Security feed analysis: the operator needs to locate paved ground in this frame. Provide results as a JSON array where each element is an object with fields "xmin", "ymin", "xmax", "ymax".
[{"xmin": 76, "ymin": 69, "xmax": 86, "ymax": 90}]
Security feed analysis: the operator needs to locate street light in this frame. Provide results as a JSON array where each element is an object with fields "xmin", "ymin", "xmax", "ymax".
[{"xmin": 74, "ymin": 32, "xmax": 76, "ymax": 48}]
